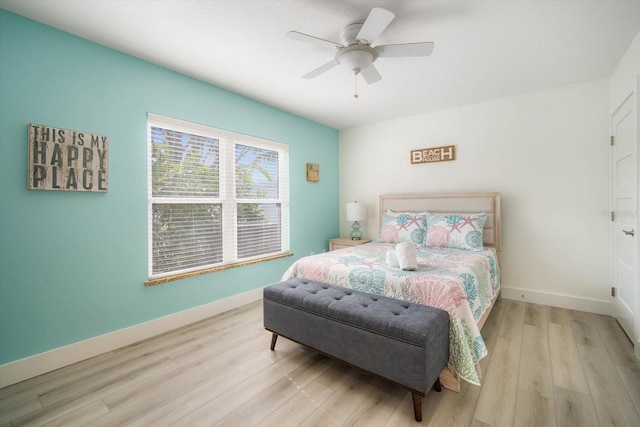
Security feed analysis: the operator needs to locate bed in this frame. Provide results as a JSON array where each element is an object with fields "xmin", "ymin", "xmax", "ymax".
[{"xmin": 281, "ymin": 193, "xmax": 501, "ymax": 391}]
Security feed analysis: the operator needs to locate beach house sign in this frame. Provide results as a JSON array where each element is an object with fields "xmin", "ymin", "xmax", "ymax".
[
  {"xmin": 410, "ymin": 145, "xmax": 456, "ymax": 164},
  {"xmin": 28, "ymin": 123, "xmax": 109, "ymax": 192}
]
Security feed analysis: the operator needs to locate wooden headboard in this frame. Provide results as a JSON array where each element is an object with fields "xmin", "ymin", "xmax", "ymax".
[{"xmin": 379, "ymin": 193, "xmax": 501, "ymax": 252}]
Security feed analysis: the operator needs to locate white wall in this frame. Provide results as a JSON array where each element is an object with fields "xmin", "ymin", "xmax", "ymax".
[
  {"xmin": 611, "ymin": 30, "xmax": 640, "ymax": 110},
  {"xmin": 339, "ymin": 79, "xmax": 611, "ymax": 312}
]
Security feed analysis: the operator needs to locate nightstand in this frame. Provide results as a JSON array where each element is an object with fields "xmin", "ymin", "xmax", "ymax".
[{"xmin": 329, "ymin": 237, "xmax": 373, "ymax": 251}]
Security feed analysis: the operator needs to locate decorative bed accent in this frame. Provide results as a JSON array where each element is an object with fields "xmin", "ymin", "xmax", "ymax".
[{"xmin": 281, "ymin": 193, "xmax": 501, "ymax": 391}]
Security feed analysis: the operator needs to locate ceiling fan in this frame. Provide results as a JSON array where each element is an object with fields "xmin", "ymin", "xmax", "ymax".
[{"xmin": 286, "ymin": 7, "xmax": 434, "ymax": 89}]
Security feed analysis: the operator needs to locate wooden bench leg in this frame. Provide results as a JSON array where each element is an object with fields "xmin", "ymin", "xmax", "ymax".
[
  {"xmin": 433, "ymin": 377, "xmax": 442, "ymax": 392},
  {"xmin": 412, "ymin": 392, "xmax": 422, "ymax": 421},
  {"xmin": 270, "ymin": 333, "xmax": 278, "ymax": 351}
]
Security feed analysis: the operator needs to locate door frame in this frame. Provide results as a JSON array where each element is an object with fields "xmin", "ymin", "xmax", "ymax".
[
  {"xmin": 636, "ymin": 77, "xmax": 640, "ymax": 360},
  {"xmin": 610, "ymin": 84, "xmax": 640, "ymax": 359}
]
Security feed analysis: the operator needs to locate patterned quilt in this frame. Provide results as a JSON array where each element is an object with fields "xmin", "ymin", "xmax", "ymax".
[{"xmin": 281, "ymin": 242, "xmax": 501, "ymax": 385}]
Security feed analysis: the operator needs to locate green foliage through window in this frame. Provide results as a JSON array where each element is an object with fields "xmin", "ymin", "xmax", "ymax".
[{"xmin": 148, "ymin": 115, "xmax": 289, "ymax": 278}]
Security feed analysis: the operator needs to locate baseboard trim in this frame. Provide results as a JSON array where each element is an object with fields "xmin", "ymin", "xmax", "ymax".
[
  {"xmin": 0, "ymin": 288, "xmax": 263, "ymax": 388},
  {"xmin": 501, "ymin": 286, "xmax": 612, "ymax": 316}
]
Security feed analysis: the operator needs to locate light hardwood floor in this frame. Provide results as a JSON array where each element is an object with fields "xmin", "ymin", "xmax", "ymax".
[{"xmin": 1, "ymin": 298, "xmax": 639, "ymax": 426}]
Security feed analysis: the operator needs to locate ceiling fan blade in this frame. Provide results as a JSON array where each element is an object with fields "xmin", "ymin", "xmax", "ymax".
[
  {"xmin": 356, "ymin": 7, "xmax": 395, "ymax": 44},
  {"xmin": 302, "ymin": 60, "xmax": 339, "ymax": 79},
  {"xmin": 286, "ymin": 31, "xmax": 342, "ymax": 49},
  {"xmin": 360, "ymin": 64, "xmax": 382, "ymax": 84},
  {"xmin": 376, "ymin": 42, "xmax": 435, "ymax": 57}
]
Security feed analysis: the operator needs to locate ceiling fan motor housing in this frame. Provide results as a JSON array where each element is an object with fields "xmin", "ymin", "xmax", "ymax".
[{"xmin": 340, "ymin": 23, "xmax": 364, "ymax": 45}]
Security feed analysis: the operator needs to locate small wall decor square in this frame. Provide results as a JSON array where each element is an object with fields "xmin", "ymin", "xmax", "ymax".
[
  {"xmin": 306, "ymin": 163, "xmax": 319, "ymax": 182},
  {"xmin": 28, "ymin": 123, "xmax": 109, "ymax": 192}
]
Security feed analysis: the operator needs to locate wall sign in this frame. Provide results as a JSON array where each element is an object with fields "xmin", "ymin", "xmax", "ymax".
[
  {"xmin": 306, "ymin": 163, "xmax": 319, "ymax": 182},
  {"xmin": 28, "ymin": 123, "xmax": 109, "ymax": 192},
  {"xmin": 410, "ymin": 145, "xmax": 456, "ymax": 164}
]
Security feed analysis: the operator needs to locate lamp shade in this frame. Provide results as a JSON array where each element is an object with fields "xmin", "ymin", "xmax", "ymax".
[{"xmin": 346, "ymin": 202, "xmax": 366, "ymax": 222}]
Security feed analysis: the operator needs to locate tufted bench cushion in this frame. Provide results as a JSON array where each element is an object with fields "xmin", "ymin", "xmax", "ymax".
[{"xmin": 263, "ymin": 278, "xmax": 449, "ymax": 421}]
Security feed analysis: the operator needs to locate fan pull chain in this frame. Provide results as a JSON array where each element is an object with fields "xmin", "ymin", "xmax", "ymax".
[{"xmin": 354, "ymin": 73, "xmax": 359, "ymax": 99}]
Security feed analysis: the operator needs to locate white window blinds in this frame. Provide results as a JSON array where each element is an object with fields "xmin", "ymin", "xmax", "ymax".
[{"xmin": 147, "ymin": 113, "xmax": 289, "ymax": 280}]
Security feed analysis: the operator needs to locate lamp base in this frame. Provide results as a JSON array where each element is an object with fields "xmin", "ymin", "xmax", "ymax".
[{"xmin": 350, "ymin": 221, "xmax": 362, "ymax": 240}]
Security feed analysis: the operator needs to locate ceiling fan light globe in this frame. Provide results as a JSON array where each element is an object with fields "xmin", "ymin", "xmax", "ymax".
[
  {"xmin": 335, "ymin": 44, "xmax": 378, "ymax": 74},
  {"xmin": 338, "ymin": 50, "xmax": 372, "ymax": 73}
]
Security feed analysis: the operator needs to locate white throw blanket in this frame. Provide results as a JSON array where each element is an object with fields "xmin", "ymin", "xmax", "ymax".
[
  {"xmin": 394, "ymin": 241, "xmax": 418, "ymax": 271},
  {"xmin": 386, "ymin": 242, "xmax": 418, "ymax": 271},
  {"xmin": 385, "ymin": 249, "xmax": 400, "ymax": 267}
]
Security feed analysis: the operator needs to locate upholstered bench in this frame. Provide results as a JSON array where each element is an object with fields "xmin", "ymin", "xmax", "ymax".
[{"xmin": 263, "ymin": 278, "xmax": 450, "ymax": 422}]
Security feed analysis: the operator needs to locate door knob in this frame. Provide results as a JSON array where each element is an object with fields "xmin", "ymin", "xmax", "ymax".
[{"xmin": 623, "ymin": 229, "xmax": 635, "ymax": 236}]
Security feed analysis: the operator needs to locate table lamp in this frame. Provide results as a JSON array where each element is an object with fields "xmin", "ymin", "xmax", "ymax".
[{"xmin": 346, "ymin": 201, "xmax": 366, "ymax": 240}]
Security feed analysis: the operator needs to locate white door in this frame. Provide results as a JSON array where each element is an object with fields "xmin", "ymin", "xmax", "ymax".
[{"xmin": 611, "ymin": 92, "xmax": 638, "ymax": 343}]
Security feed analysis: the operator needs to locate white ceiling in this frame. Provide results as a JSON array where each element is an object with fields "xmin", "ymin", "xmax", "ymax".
[{"xmin": 2, "ymin": 0, "xmax": 640, "ymax": 129}]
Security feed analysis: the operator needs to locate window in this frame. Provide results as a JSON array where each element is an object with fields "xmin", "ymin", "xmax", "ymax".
[{"xmin": 147, "ymin": 113, "xmax": 289, "ymax": 283}]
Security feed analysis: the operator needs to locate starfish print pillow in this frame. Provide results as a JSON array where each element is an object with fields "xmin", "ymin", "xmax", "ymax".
[
  {"xmin": 376, "ymin": 210, "xmax": 427, "ymax": 245},
  {"xmin": 424, "ymin": 213, "xmax": 487, "ymax": 251}
]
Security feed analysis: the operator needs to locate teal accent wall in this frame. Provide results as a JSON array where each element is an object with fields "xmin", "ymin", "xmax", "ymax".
[{"xmin": 0, "ymin": 10, "xmax": 339, "ymax": 365}]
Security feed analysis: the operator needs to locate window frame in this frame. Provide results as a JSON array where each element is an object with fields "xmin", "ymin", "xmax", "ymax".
[{"xmin": 146, "ymin": 113, "xmax": 291, "ymax": 286}]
